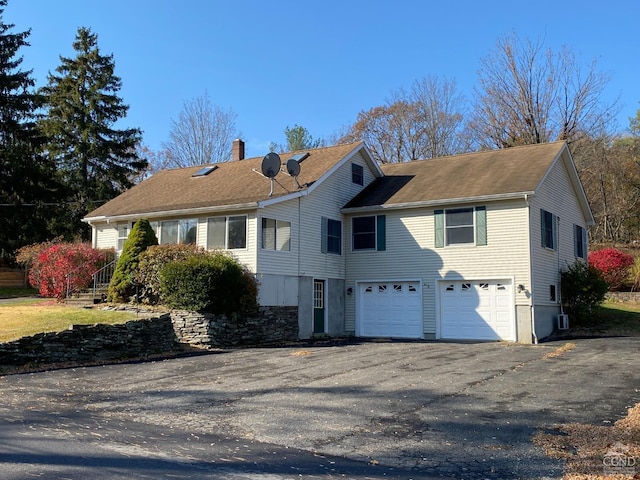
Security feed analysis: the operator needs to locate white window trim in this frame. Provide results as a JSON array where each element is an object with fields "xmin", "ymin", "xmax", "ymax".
[
  {"xmin": 445, "ymin": 207, "xmax": 475, "ymax": 246},
  {"xmin": 207, "ymin": 214, "xmax": 248, "ymax": 251},
  {"xmin": 261, "ymin": 217, "xmax": 291, "ymax": 252}
]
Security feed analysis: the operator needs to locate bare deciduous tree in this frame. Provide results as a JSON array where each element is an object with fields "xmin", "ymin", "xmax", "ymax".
[
  {"xmin": 471, "ymin": 34, "xmax": 618, "ymax": 148},
  {"xmin": 342, "ymin": 76, "xmax": 468, "ymax": 163},
  {"xmin": 573, "ymin": 126, "xmax": 640, "ymax": 243},
  {"xmin": 162, "ymin": 92, "xmax": 239, "ymax": 167}
]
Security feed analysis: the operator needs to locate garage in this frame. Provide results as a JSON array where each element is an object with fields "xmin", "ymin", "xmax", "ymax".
[
  {"xmin": 357, "ymin": 281, "xmax": 423, "ymax": 338},
  {"xmin": 439, "ymin": 280, "xmax": 515, "ymax": 341}
]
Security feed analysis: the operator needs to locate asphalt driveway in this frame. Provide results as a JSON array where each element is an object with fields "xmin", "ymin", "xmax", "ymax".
[{"xmin": 0, "ymin": 337, "xmax": 639, "ymax": 479}]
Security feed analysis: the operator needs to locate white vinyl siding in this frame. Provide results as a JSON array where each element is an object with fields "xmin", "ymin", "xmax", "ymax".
[
  {"xmin": 345, "ymin": 201, "xmax": 530, "ymax": 336},
  {"xmin": 297, "ymin": 151, "xmax": 375, "ymax": 279},
  {"xmin": 530, "ymin": 155, "xmax": 589, "ymax": 307},
  {"xmin": 94, "ymin": 224, "xmax": 117, "ymax": 250},
  {"xmin": 256, "ymin": 202, "xmax": 298, "ymax": 276}
]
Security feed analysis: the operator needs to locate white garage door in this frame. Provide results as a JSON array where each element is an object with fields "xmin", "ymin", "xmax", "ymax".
[
  {"xmin": 440, "ymin": 280, "xmax": 515, "ymax": 341},
  {"xmin": 357, "ymin": 281, "xmax": 423, "ymax": 338}
]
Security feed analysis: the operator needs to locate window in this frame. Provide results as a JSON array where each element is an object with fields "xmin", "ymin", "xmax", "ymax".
[
  {"xmin": 445, "ymin": 208, "xmax": 474, "ymax": 245},
  {"xmin": 574, "ymin": 224, "xmax": 587, "ymax": 259},
  {"xmin": 207, "ymin": 215, "xmax": 247, "ymax": 250},
  {"xmin": 157, "ymin": 219, "xmax": 196, "ymax": 245},
  {"xmin": 117, "ymin": 224, "xmax": 130, "ymax": 251},
  {"xmin": 160, "ymin": 220, "xmax": 179, "ymax": 245},
  {"xmin": 352, "ymin": 163, "xmax": 364, "ymax": 185},
  {"xmin": 149, "ymin": 221, "xmax": 159, "ymax": 238},
  {"xmin": 352, "ymin": 215, "xmax": 386, "ymax": 251},
  {"xmin": 435, "ymin": 207, "xmax": 486, "ymax": 247},
  {"xmin": 550, "ymin": 284, "xmax": 557, "ymax": 302},
  {"xmin": 541, "ymin": 209, "xmax": 557, "ymax": 250},
  {"xmin": 262, "ymin": 218, "xmax": 291, "ymax": 251},
  {"xmin": 321, "ymin": 217, "xmax": 342, "ymax": 255},
  {"xmin": 352, "ymin": 216, "xmax": 375, "ymax": 250},
  {"xmin": 179, "ymin": 219, "xmax": 197, "ymax": 244}
]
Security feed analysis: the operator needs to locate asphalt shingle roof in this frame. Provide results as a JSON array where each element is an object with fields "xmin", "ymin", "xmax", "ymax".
[
  {"xmin": 85, "ymin": 142, "xmax": 364, "ymax": 219},
  {"xmin": 344, "ymin": 141, "xmax": 566, "ymax": 209}
]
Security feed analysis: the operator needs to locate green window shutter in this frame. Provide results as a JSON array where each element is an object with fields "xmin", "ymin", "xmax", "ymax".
[
  {"xmin": 434, "ymin": 210, "xmax": 444, "ymax": 248},
  {"xmin": 321, "ymin": 216, "xmax": 327, "ymax": 253},
  {"xmin": 475, "ymin": 206, "xmax": 487, "ymax": 246},
  {"xmin": 574, "ymin": 224, "xmax": 580, "ymax": 257},
  {"xmin": 376, "ymin": 215, "xmax": 386, "ymax": 251},
  {"xmin": 582, "ymin": 226, "xmax": 588, "ymax": 259}
]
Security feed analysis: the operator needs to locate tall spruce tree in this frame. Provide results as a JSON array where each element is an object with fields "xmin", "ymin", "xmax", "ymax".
[
  {"xmin": 0, "ymin": 0, "xmax": 63, "ymax": 261},
  {"xmin": 39, "ymin": 27, "xmax": 146, "ymax": 239}
]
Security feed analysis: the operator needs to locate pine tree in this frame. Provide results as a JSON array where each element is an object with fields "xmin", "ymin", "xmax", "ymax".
[
  {"xmin": 39, "ymin": 27, "xmax": 146, "ymax": 239},
  {"xmin": 0, "ymin": 0, "xmax": 63, "ymax": 261}
]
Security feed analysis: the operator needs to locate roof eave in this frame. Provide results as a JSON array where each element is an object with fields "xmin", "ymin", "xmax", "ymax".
[
  {"xmin": 341, "ymin": 192, "xmax": 535, "ymax": 214},
  {"xmin": 83, "ymin": 202, "xmax": 260, "ymax": 224}
]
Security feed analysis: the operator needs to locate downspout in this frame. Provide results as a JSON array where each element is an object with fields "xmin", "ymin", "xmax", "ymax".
[{"xmin": 525, "ymin": 194, "xmax": 538, "ymax": 344}]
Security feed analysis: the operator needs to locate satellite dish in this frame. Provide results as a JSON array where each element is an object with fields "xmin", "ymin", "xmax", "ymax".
[
  {"xmin": 286, "ymin": 158, "xmax": 301, "ymax": 177},
  {"xmin": 261, "ymin": 153, "xmax": 281, "ymax": 178}
]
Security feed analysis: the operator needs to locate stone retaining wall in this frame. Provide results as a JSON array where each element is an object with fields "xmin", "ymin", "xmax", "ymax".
[
  {"xmin": 0, "ymin": 306, "xmax": 299, "ymax": 368},
  {"xmin": 170, "ymin": 306, "xmax": 299, "ymax": 347},
  {"xmin": 0, "ymin": 317, "xmax": 178, "ymax": 367},
  {"xmin": 606, "ymin": 292, "xmax": 640, "ymax": 303}
]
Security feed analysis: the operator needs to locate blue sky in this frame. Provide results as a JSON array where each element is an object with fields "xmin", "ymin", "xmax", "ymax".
[{"xmin": 7, "ymin": 1, "xmax": 639, "ymax": 158}]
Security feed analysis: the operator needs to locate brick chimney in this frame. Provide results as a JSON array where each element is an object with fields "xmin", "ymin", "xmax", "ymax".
[{"xmin": 232, "ymin": 138, "xmax": 245, "ymax": 161}]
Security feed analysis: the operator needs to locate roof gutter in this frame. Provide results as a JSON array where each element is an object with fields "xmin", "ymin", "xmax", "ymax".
[
  {"xmin": 82, "ymin": 202, "xmax": 260, "ymax": 224},
  {"xmin": 341, "ymin": 191, "xmax": 536, "ymax": 214}
]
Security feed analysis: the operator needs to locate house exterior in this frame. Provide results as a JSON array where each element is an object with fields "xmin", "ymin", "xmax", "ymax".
[{"xmin": 84, "ymin": 140, "xmax": 593, "ymax": 344}]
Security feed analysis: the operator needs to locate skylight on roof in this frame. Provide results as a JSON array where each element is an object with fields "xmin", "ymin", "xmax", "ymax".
[
  {"xmin": 289, "ymin": 152, "xmax": 310, "ymax": 162},
  {"xmin": 192, "ymin": 165, "xmax": 218, "ymax": 177}
]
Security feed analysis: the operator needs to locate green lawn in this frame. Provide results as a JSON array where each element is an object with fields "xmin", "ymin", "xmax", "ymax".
[
  {"xmin": 570, "ymin": 301, "xmax": 640, "ymax": 336},
  {"xmin": 0, "ymin": 298, "xmax": 140, "ymax": 343}
]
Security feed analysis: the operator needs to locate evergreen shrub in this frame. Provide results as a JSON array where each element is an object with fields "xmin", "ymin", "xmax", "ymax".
[
  {"xmin": 107, "ymin": 219, "xmax": 157, "ymax": 302},
  {"xmin": 159, "ymin": 251, "xmax": 257, "ymax": 314},
  {"xmin": 561, "ymin": 259, "xmax": 609, "ymax": 321},
  {"xmin": 135, "ymin": 244, "xmax": 207, "ymax": 304}
]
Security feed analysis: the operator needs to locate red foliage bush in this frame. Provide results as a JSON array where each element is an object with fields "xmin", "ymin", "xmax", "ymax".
[
  {"xmin": 588, "ymin": 247, "xmax": 634, "ymax": 290},
  {"xmin": 28, "ymin": 243, "xmax": 109, "ymax": 300}
]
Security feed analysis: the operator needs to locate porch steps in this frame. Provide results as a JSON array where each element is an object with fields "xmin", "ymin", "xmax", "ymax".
[{"xmin": 65, "ymin": 286, "xmax": 108, "ymax": 306}]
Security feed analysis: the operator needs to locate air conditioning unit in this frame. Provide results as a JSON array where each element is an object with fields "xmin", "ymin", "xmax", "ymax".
[{"xmin": 557, "ymin": 313, "xmax": 569, "ymax": 330}]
